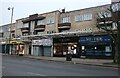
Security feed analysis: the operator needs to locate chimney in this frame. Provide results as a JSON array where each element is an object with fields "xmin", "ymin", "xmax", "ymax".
[{"xmin": 62, "ymin": 9, "xmax": 65, "ymax": 13}]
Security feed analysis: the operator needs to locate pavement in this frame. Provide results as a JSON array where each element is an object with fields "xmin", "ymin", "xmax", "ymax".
[
  {"xmin": 2, "ymin": 53, "xmax": 119, "ymax": 68},
  {"xmin": 23, "ymin": 55, "xmax": 119, "ymax": 68}
]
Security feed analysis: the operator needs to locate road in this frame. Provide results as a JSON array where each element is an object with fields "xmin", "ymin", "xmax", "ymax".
[{"xmin": 2, "ymin": 55, "xmax": 118, "ymax": 76}]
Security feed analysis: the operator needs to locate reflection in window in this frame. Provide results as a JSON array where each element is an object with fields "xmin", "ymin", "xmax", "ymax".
[
  {"xmin": 105, "ymin": 46, "xmax": 111, "ymax": 52},
  {"xmin": 37, "ymin": 20, "xmax": 45, "ymax": 25},
  {"xmin": 17, "ymin": 23, "xmax": 22, "ymax": 29},
  {"xmin": 23, "ymin": 23, "xmax": 29, "ymax": 28},
  {"xmin": 61, "ymin": 16, "xmax": 70, "ymax": 23},
  {"xmin": 82, "ymin": 46, "xmax": 85, "ymax": 50},
  {"xmin": 47, "ymin": 18, "xmax": 54, "ymax": 24},
  {"xmin": 112, "ymin": 22, "xmax": 117, "ymax": 30},
  {"xmin": 75, "ymin": 14, "xmax": 92, "ymax": 22}
]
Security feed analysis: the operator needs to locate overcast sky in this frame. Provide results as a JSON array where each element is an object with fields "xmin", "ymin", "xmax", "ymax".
[{"xmin": 0, "ymin": 0, "xmax": 111, "ymax": 26}]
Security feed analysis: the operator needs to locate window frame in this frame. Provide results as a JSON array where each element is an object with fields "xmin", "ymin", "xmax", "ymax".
[
  {"xmin": 61, "ymin": 16, "xmax": 70, "ymax": 23},
  {"xmin": 75, "ymin": 14, "xmax": 92, "ymax": 22},
  {"xmin": 23, "ymin": 23, "xmax": 29, "ymax": 28},
  {"xmin": 47, "ymin": 18, "xmax": 54, "ymax": 24},
  {"xmin": 37, "ymin": 19, "xmax": 45, "ymax": 25}
]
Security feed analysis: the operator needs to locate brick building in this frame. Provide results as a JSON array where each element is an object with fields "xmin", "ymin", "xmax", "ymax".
[{"xmin": 0, "ymin": 4, "xmax": 116, "ymax": 58}]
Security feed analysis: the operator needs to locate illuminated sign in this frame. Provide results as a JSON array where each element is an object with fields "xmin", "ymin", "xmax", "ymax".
[{"xmin": 79, "ymin": 36, "xmax": 112, "ymax": 44}]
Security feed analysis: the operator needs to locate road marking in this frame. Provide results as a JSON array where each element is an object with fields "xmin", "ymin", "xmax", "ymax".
[{"xmin": 27, "ymin": 72, "xmax": 46, "ymax": 76}]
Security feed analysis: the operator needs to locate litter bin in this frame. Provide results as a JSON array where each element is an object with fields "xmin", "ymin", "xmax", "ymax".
[{"xmin": 66, "ymin": 54, "xmax": 72, "ymax": 61}]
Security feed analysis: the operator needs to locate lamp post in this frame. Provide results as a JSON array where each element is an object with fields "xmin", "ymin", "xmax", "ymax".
[{"xmin": 8, "ymin": 7, "xmax": 14, "ymax": 54}]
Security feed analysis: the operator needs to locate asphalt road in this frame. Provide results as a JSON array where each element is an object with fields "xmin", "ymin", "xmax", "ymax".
[{"xmin": 2, "ymin": 55, "xmax": 118, "ymax": 76}]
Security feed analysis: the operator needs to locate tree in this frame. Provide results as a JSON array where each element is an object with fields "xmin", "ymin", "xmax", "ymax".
[
  {"xmin": 111, "ymin": 1, "xmax": 120, "ymax": 64},
  {"xmin": 117, "ymin": 18, "xmax": 120, "ymax": 65},
  {"xmin": 96, "ymin": 4, "xmax": 119, "ymax": 63}
]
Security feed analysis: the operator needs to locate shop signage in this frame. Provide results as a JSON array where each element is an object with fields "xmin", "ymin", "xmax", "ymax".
[
  {"xmin": 32, "ymin": 40, "xmax": 42, "ymax": 45},
  {"xmin": 42, "ymin": 39, "xmax": 53, "ymax": 46},
  {"xmin": 53, "ymin": 37, "xmax": 78, "ymax": 43},
  {"xmin": 79, "ymin": 36, "xmax": 112, "ymax": 44},
  {"xmin": 32, "ymin": 39, "xmax": 53, "ymax": 46},
  {"xmin": 9, "ymin": 40, "xmax": 23, "ymax": 44}
]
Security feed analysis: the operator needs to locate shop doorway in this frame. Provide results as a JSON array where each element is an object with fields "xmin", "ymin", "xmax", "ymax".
[
  {"xmin": 80, "ymin": 46, "xmax": 86, "ymax": 58},
  {"xmin": 40, "ymin": 45, "xmax": 44, "ymax": 56},
  {"xmin": 29, "ymin": 46, "xmax": 31, "ymax": 55}
]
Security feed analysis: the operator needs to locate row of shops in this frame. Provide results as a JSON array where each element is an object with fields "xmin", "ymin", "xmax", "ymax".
[
  {"xmin": 53, "ymin": 35, "xmax": 113, "ymax": 59},
  {"xmin": 30, "ymin": 35, "xmax": 114, "ymax": 59},
  {"xmin": 1, "ymin": 35, "xmax": 114, "ymax": 59},
  {"xmin": 1, "ymin": 40, "xmax": 24, "ymax": 55}
]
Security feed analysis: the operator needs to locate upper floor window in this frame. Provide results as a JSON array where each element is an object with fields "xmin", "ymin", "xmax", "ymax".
[
  {"xmin": 84, "ymin": 14, "xmax": 92, "ymax": 21},
  {"xmin": 23, "ymin": 23, "xmax": 29, "ymax": 28},
  {"xmin": 75, "ymin": 15, "xmax": 82, "ymax": 22},
  {"xmin": 75, "ymin": 14, "xmax": 92, "ymax": 22},
  {"xmin": 0, "ymin": 27, "xmax": 2, "ymax": 33},
  {"xmin": 47, "ymin": 18, "xmax": 54, "ymax": 24},
  {"xmin": 3, "ymin": 26, "xmax": 9, "ymax": 32},
  {"xmin": 112, "ymin": 22, "xmax": 117, "ymax": 30},
  {"xmin": 23, "ymin": 33, "xmax": 28, "ymax": 36},
  {"xmin": 17, "ymin": 23, "xmax": 22, "ymax": 29},
  {"xmin": 111, "ymin": 3, "xmax": 120, "ymax": 12},
  {"xmin": 107, "ymin": 12, "xmax": 112, "ymax": 17},
  {"xmin": 61, "ymin": 16, "xmax": 70, "ymax": 23},
  {"xmin": 37, "ymin": 20, "xmax": 45, "ymax": 25},
  {"xmin": 98, "ymin": 12, "xmax": 111, "ymax": 18},
  {"xmin": 46, "ymin": 30, "xmax": 54, "ymax": 34}
]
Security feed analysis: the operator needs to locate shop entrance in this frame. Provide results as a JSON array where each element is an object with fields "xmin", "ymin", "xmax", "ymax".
[
  {"xmin": 29, "ymin": 46, "xmax": 31, "ymax": 55},
  {"xmin": 40, "ymin": 45, "xmax": 44, "ymax": 56}
]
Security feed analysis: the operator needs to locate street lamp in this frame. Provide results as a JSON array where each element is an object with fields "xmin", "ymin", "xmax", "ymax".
[{"xmin": 8, "ymin": 7, "xmax": 14, "ymax": 54}]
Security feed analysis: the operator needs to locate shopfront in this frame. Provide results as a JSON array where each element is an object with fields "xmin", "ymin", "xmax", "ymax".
[
  {"xmin": 32, "ymin": 38, "xmax": 53, "ymax": 57},
  {"xmin": 53, "ymin": 37, "xmax": 79, "ymax": 57},
  {"xmin": 79, "ymin": 35, "xmax": 113, "ymax": 59},
  {"xmin": 0, "ymin": 41, "xmax": 6, "ymax": 53},
  {"xmin": 2, "ymin": 40, "xmax": 24, "ymax": 55}
]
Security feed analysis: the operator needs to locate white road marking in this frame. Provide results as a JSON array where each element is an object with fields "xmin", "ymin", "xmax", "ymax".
[{"xmin": 27, "ymin": 72, "xmax": 46, "ymax": 76}]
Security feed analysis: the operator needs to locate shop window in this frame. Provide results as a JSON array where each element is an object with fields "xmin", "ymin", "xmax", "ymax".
[
  {"xmin": 71, "ymin": 46, "xmax": 74, "ymax": 50},
  {"xmin": 82, "ymin": 46, "xmax": 85, "ymax": 50},
  {"xmin": 94, "ymin": 47, "xmax": 97, "ymax": 50},
  {"xmin": 105, "ymin": 46, "xmax": 112, "ymax": 56},
  {"xmin": 73, "ymin": 49, "xmax": 77, "ymax": 54},
  {"xmin": 105, "ymin": 46, "xmax": 112, "ymax": 52}
]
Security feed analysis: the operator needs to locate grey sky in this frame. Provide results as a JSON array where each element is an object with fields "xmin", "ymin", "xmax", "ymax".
[{"xmin": 0, "ymin": 0, "xmax": 111, "ymax": 26}]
